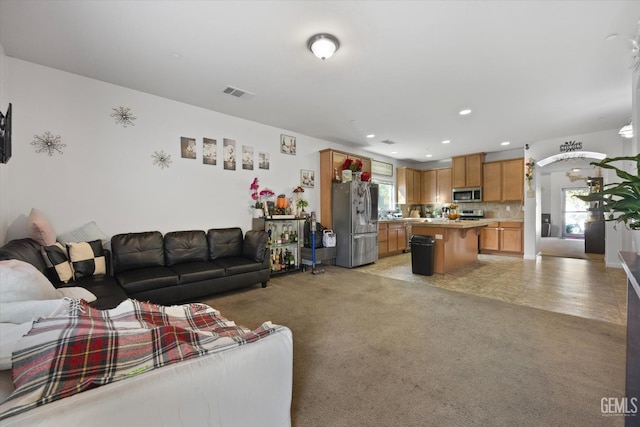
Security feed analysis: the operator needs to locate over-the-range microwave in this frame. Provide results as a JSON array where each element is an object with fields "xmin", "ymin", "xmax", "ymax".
[{"xmin": 452, "ymin": 187, "xmax": 482, "ymax": 203}]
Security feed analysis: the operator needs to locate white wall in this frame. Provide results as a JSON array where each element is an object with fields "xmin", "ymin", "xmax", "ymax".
[{"xmin": 0, "ymin": 58, "xmax": 397, "ymax": 243}]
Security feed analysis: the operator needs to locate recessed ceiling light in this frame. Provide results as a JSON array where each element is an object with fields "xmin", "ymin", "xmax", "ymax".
[
  {"xmin": 366, "ymin": 134, "xmax": 375, "ymax": 138},
  {"xmin": 459, "ymin": 109, "xmax": 472, "ymax": 115},
  {"xmin": 572, "ymin": 168, "xmax": 581, "ymax": 173},
  {"xmin": 426, "ymin": 154, "xmax": 433, "ymax": 158},
  {"xmin": 605, "ymin": 33, "xmax": 618, "ymax": 41},
  {"xmin": 442, "ymin": 140, "xmax": 450, "ymax": 144},
  {"xmin": 501, "ymin": 141, "xmax": 510, "ymax": 146},
  {"xmin": 391, "ymin": 151, "xmax": 398, "ymax": 154}
]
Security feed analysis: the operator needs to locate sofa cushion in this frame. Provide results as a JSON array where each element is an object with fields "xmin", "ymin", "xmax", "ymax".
[
  {"xmin": 115, "ymin": 266, "xmax": 179, "ymax": 294},
  {"xmin": 112, "ymin": 231, "xmax": 165, "ymax": 273},
  {"xmin": 242, "ymin": 230, "xmax": 268, "ymax": 262},
  {"xmin": 63, "ymin": 275, "xmax": 127, "ymax": 310},
  {"xmin": 212, "ymin": 257, "xmax": 264, "ymax": 276},
  {"xmin": 207, "ymin": 228, "xmax": 243, "ymax": 260},
  {"xmin": 164, "ymin": 230, "xmax": 208, "ymax": 266},
  {"xmin": 66, "ymin": 240, "xmax": 107, "ymax": 279},
  {"xmin": 169, "ymin": 261, "xmax": 225, "ymax": 284},
  {"xmin": 42, "ymin": 243, "xmax": 74, "ymax": 283}
]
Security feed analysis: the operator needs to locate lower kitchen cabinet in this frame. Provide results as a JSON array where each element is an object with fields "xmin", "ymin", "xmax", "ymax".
[
  {"xmin": 378, "ymin": 222, "xmax": 406, "ymax": 257},
  {"xmin": 480, "ymin": 222, "xmax": 523, "ymax": 255}
]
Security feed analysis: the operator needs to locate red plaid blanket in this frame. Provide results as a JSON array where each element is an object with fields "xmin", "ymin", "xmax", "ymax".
[{"xmin": 0, "ymin": 299, "xmax": 281, "ymax": 420}]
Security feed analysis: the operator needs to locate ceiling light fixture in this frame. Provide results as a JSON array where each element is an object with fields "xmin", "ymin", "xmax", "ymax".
[
  {"xmin": 366, "ymin": 134, "xmax": 375, "ymax": 138},
  {"xmin": 442, "ymin": 140, "xmax": 450, "ymax": 144},
  {"xmin": 619, "ymin": 121, "xmax": 634, "ymax": 138},
  {"xmin": 459, "ymin": 109, "xmax": 472, "ymax": 115},
  {"xmin": 307, "ymin": 33, "xmax": 340, "ymax": 60},
  {"xmin": 426, "ymin": 154, "xmax": 433, "ymax": 158},
  {"xmin": 501, "ymin": 141, "xmax": 510, "ymax": 146}
]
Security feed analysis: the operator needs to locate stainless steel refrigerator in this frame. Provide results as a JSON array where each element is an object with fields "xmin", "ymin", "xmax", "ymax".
[{"xmin": 332, "ymin": 181, "xmax": 379, "ymax": 268}]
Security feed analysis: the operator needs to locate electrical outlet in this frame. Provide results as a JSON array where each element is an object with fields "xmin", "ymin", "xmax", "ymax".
[{"xmin": 506, "ymin": 206, "xmax": 511, "ymax": 211}]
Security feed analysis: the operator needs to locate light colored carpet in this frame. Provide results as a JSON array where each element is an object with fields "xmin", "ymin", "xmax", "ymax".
[
  {"xmin": 203, "ymin": 267, "xmax": 625, "ymax": 427},
  {"xmin": 540, "ymin": 237, "xmax": 603, "ymax": 260}
]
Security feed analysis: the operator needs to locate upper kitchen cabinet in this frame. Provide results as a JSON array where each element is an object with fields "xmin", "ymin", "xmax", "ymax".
[
  {"xmin": 421, "ymin": 168, "xmax": 452, "ymax": 204},
  {"xmin": 483, "ymin": 158, "xmax": 524, "ymax": 202},
  {"xmin": 452, "ymin": 153, "xmax": 485, "ymax": 188},
  {"xmin": 397, "ymin": 167, "xmax": 421, "ymax": 204},
  {"xmin": 319, "ymin": 149, "xmax": 371, "ymax": 227}
]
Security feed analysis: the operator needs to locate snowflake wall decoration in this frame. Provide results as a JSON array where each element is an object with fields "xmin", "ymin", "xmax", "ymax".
[
  {"xmin": 32, "ymin": 131, "xmax": 66, "ymax": 156},
  {"xmin": 111, "ymin": 106, "xmax": 137, "ymax": 127},
  {"xmin": 152, "ymin": 150, "xmax": 172, "ymax": 169}
]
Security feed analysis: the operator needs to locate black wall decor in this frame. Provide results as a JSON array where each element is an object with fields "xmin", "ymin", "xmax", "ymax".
[{"xmin": 0, "ymin": 103, "xmax": 12, "ymax": 164}]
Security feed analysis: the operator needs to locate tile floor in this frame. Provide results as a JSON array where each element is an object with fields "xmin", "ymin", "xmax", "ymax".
[{"xmin": 359, "ymin": 252, "xmax": 628, "ymax": 325}]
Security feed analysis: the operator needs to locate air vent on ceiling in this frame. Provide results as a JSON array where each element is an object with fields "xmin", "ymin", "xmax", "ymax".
[
  {"xmin": 223, "ymin": 85, "xmax": 255, "ymax": 100},
  {"xmin": 380, "ymin": 139, "xmax": 397, "ymax": 145}
]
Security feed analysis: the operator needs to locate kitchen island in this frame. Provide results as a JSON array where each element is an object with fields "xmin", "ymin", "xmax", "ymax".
[{"xmin": 410, "ymin": 220, "xmax": 490, "ymax": 274}]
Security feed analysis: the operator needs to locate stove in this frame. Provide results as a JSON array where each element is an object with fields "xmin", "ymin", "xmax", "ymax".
[{"xmin": 459, "ymin": 209, "xmax": 484, "ymax": 220}]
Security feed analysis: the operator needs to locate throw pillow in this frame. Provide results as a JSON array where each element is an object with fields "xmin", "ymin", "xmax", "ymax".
[
  {"xmin": 43, "ymin": 243, "xmax": 74, "ymax": 283},
  {"xmin": 27, "ymin": 208, "xmax": 57, "ymax": 246},
  {"xmin": 0, "ymin": 259, "xmax": 62, "ymax": 303},
  {"xmin": 57, "ymin": 287, "xmax": 97, "ymax": 303},
  {"xmin": 0, "ymin": 299, "xmax": 69, "ymax": 324},
  {"xmin": 57, "ymin": 221, "xmax": 109, "ymax": 246},
  {"xmin": 0, "ymin": 322, "xmax": 33, "ymax": 370},
  {"xmin": 66, "ymin": 240, "xmax": 106, "ymax": 279}
]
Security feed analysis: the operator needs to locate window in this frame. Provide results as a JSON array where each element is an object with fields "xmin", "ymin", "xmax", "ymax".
[
  {"xmin": 562, "ymin": 188, "xmax": 589, "ymax": 238},
  {"xmin": 374, "ymin": 180, "xmax": 394, "ymax": 216}
]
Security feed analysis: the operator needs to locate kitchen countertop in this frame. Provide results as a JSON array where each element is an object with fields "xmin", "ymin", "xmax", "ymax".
[{"xmin": 379, "ymin": 217, "xmax": 523, "ymax": 225}]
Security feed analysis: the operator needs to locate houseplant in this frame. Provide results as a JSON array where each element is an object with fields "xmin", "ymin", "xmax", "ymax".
[{"xmin": 576, "ymin": 153, "xmax": 640, "ymax": 253}]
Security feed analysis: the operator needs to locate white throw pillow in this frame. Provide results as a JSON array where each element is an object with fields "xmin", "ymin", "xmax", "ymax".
[
  {"xmin": 57, "ymin": 287, "xmax": 97, "ymax": 303},
  {"xmin": 0, "ymin": 322, "xmax": 34, "ymax": 370},
  {"xmin": 0, "ymin": 299, "xmax": 69, "ymax": 324},
  {"xmin": 0, "ymin": 259, "xmax": 62, "ymax": 303},
  {"xmin": 57, "ymin": 221, "xmax": 109, "ymax": 246}
]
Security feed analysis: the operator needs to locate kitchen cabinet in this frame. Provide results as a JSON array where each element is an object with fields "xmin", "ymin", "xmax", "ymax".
[
  {"xmin": 480, "ymin": 221, "xmax": 523, "ymax": 255},
  {"xmin": 378, "ymin": 221, "xmax": 407, "ymax": 257},
  {"xmin": 482, "ymin": 158, "xmax": 524, "ymax": 202},
  {"xmin": 397, "ymin": 167, "xmax": 421, "ymax": 205},
  {"xmin": 421, "ymin": 168, "xmax": 452, "ymax": 204},
  {"xmin": 253, "ymin": 218, "xmax": 304, "ymax": 274},
  {"xmin": 452, "ymin": 153, "xmax": 484, "ymax": 188},
  {"xmin": 319, "ymin": 149, "xmax": 371, "ymax": 228}
]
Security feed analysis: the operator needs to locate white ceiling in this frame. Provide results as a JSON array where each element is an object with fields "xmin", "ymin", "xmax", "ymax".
[{"xmin": 1, "ymin": 0, "xmax": 639, "ymax": 164}]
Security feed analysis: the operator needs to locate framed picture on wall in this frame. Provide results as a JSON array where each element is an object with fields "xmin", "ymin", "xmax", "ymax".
[
  {"xmin": 301, "ymin": 169, "xmax": 315, "ymax": 188},
  {"xmin": 223, "ymin": 138, "xmax": 236, "ymax": 170},
  {"xmin": 280, "ymin": 134, "xmax": 296, "ymax": 155},
  {"xmin": 242, "ymin": 145, "xmax": 254, "ymax": 170},
  {"xmin": 203, "ymin": 138, "xmax": 216, "ymax": 165},
  {"xmin": 180, "ymin": 137, "xmax": 196, "ymax": 159},
  {"xmin": 259, "ymin": 152, "xmax": 270, "ymax": 170}
]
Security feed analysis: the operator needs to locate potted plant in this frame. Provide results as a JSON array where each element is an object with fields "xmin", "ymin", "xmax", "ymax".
[
  {"xmin": 576, "ymin": 153, "xmax": 640, "ymax": 253},
  {"xmin": 296, "ymin": 199, "xmax": 309, "ymax": 217}
]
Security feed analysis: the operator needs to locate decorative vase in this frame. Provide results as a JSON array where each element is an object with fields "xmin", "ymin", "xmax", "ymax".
[
  {"xmin": 633, "ymin": 229, "xmax": 640, "ymax": 255},
  {"xmin": 253, "ymin": 208, "xmax": 264, "ymax": 219}
]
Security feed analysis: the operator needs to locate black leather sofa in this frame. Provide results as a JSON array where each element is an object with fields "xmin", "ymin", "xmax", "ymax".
[
  {"xmin": 111, "ymin": 228, "xmax": 269, "ymax": 305},
  {"xmin": 0, "ymin": 237, "xmax": 127, "ymax": 310},
  {"xmin": 0, "ymin": 227, "xmax": 270, "ymax": 309}
]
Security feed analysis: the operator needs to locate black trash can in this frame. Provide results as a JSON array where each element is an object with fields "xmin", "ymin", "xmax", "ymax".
[{"xmin": 410, "ymin": 235, "xmax": 435, "ymax": 276}]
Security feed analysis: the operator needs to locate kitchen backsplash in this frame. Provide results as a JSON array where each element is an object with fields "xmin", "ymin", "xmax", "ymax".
[{"xmin": 400, "ymin": 201, "xmax": 524, "ymax": 219}]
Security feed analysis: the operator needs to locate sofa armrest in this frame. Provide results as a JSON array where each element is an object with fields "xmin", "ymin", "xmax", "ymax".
[{"xmin": 242, "ymin": 230, "xmax": 268, "ymax": 263}]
